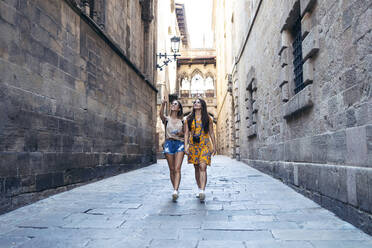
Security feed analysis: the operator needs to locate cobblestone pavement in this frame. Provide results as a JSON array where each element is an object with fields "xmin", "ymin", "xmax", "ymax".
[{"xmin": 0, "ymin": 156, "xmax": 371, "ymax": 248}]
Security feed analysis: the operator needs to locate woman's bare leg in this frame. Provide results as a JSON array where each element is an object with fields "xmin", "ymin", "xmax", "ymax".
[
  {"xmin": 199, "ymin": 163, "xmax": 207, "ymax": 190},
  {"xmin": 194, "ymin": 164, "xmax": 201, "ymax": 189},
  {"xmin": 173, "ymin": 152, "xmax": 185, "ymax": 190},
  {"xmin": 165, "ymin": 154, "xmax": 175, "ymax": 188}
]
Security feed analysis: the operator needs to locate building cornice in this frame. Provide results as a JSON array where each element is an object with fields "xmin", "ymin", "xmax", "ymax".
[{"xmin": 177, "ymin": 57, "xmax": 216, "ymax": 66}]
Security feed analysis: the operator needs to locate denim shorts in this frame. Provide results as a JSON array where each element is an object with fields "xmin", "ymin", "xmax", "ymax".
[{"xmin": 163, "ymin": 139, "xmax": 184, "ymax": 154}]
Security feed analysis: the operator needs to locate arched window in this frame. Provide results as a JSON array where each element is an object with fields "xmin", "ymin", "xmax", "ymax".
[
  {"xmin": 180, "ymin": 77, "xmax": 190, "ymax": 97},
  {"xmin": 191, "ymin": 73, "xmax": 204, "ymax": 97},
  {"xmin": 205, "ymin": 76, "xmax": 214, "ymax": 90},
  {"xmin": 180, "ymin": 77, "xmax": 190, "ymax": 90},
  {"xmin": 205, "ymin": 76, "xmax": 214, "ymax": 97}
]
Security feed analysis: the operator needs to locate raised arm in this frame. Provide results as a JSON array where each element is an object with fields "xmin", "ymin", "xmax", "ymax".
[
  {"xmin": 159, "ymin": 97, "xmax": 167, "ymax": 124},
  {"xmin": 184, "ymin": 118, "xmax": 189, "ymax": 154},
  {"xmin": 208, "ymin": 118, "xmax": 217, "ymax": 155}
]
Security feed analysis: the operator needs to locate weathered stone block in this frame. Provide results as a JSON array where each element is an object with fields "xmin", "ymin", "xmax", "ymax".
[
  {"xmin": 293, "ymin": 165, "xmax": 299, "ymax": 186},
  {"xmin": 298, "ymin": 137, "xmax": 312, "ymax": 162},
  {"xmin": 346, "ymin": 126, "xmax": 368, "ymax": 166},
  {"xmin": 346, "ymin": 167, "xmax": 357, "ymax": 207},
  {"xmin": 0, "ymin": 152, "xmax": 18, "ymax": 177},
  {"xmin": 343, "ymin": 84, "xmax": 361, "ymax": 108},
  {"xmin": 35, "ymin": 173, "xmax": 53, "ymax": 191},
  {"xmin": 327, "ymin": 130, "xmax": 346, "ymax": 164},
  {"xmin": 252, "ymin": 90, "xmax": 257, "ymax": 101},
  {"xmin": 301, "ymin": 12, "xmax": 312, "ymax": 40},
  {"xmin": 4, "ymin": 177, "xmax": 21, "ymax": 196},
  {"xmin": 246, "ymin": 115, "xmax": 252, "ymax": 126},
  {"xmin": 279, "ymin": 30, "xmax": 291, "ymax": 55},
  {"xmin": 311, "ymin": 134, "xmax": 328, "ymax": 163},
  {"xmin": 279, "ymin": 0, "xmax": 299, "ymax": 32},
  {"xmin": 252, "ymin": 101, "xmax": 258, "ymax": 113},
  {"xmin": 252, "ymin": 112, "xmax": 257, "ymax": 124},
  {"xmin": 279, "ymin": 65, "xmax": 290, "ymax": 87},
  {"xmin": 244, "ymin": 91, "xmax": 249, "ymax": 102},
  {"xmin": 297, "ymin": 163, "xmax": 320, "ymax": 192},
  {"xmin": 367, "ymin": 125, "xmax": 372, "ymax": 167},
  {"xmin": 284, "ymin": 85, "xmax": 313, "ymax": 119},
  {"xmin": 281, "ymin": 82, "xmax": 289, "ymax": 102},
  {"xmin": 274, "ymin": 162, "xmax": 293, "ymax": 184},
  {"xmin": 0, "ymin": 1, "xmax": 17, "ymax": 25},
  {"xmin": 302, "ymin": 27, "xmax": 319, "ymax": 62},
  {"xmin": 248, "ymin": 124, "xmax": 257, "ymax": 138},
  {"xmin": 300, "ymin": 0, "xmax": 316, "ymax": 17},
  {"xmin": 319, "ymin": 165, "xmax": 347, "ymax": 203},
  {"xmin": 235, "ymin": 113, "xmax": 240, "ymax": 123},
  {"xmin": 302, "ymin": 59, "xmax": 314, "ymax": 85},
  {"xmin": 356, "ymin": 169, "xmax": 372, "ymax": 213},
  {"xmin": 355, "ymin": 102, "xmax": 369, "ymax": 126},
  {"xmin": 297, "ymin": 84, "xmax": 313, "ymax": 110},
  {"xmin": 246, "ymin": 67, "xmax": 256, "ymax": 89},
  {"xmin": 252, "ymin": 79, "xmax": 257, "ymax": 91},
  {"xmin": 346, "ymin": 107, "xmax": 357, "ymax": 127},
  {"xmin": 280, "ymin": 47, "xmax": 290, "ymax": 68}
]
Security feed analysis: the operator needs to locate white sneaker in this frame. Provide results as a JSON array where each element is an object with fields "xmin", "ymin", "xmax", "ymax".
[
  {"xmin": 199, "ymin": 190, "xmax": 205, "ymax": 202},
  {"xmin": 172, "ymin": 190, "xmax": 179, "ymax": 202},
  {"xmin": 196, "ymin": 188, "xmax": 201, "ymax": 198}
]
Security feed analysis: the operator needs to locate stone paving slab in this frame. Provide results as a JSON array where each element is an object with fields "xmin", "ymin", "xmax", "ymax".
[{"xmin": 0, "ymin": 156, "xmax": 371, "ymax": 248}]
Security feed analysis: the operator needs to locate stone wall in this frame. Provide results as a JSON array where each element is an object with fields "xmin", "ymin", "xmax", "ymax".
[
  {"xmin": 215, "ymin": 0, "xmax": 372, "ymax": 234},
  {"xmin": 0, "ymin": 0, "xmax": 157, "ymax": 213},
  {"xmin": 214, "ymin": 0, "xmax": 236, "ymax": 157}
]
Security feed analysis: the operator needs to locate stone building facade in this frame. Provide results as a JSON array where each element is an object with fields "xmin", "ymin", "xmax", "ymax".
[
  {"xmin": 177, "ymin": 49, "xmax": 217, "ymax": 120},
  {"xmin": 0, "ymin": 0, "xmax": 158, "ymax": 213},
  {"xmin": 215, "ymin": 0, "xmax": 372, "ymax": 234},
  {"xmin": 214, "ymin": 0, "xmax": 236, "ymax": 157}
]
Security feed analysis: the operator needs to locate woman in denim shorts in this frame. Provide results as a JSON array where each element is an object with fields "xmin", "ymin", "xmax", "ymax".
[{"xmin": 159, "ymin": 98, "xmax": 185, "ymax": 201}]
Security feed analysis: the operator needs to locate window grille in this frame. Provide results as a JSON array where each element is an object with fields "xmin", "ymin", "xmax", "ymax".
[{"xmin": 292, "ymin": 16, "xmax": 304, "ymax": 94}]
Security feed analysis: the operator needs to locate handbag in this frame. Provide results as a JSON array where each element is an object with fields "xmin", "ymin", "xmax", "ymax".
[{"xmin": 192, "ymin": 119, "xmax": 201, "ymax": 143}]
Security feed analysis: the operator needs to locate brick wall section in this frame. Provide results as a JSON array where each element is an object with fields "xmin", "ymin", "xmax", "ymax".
[{"xmin": 0, "ymin": 0, "xmax": 157, "ymax": 213}]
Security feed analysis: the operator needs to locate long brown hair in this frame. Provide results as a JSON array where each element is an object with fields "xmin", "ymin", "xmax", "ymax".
[{"xmin": 187, "ymin": 98, "xmax": 209, "ymax": 133}]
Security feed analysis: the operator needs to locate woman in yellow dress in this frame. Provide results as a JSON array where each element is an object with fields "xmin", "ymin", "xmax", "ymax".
[{"xmin": 185, "ymin": 98, "xmax": 217, "ymax": 202}]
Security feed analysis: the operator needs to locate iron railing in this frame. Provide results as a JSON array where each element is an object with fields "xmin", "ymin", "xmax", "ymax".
[{"xmin": 292, "ymin": 16, "xmax": 304, "ymax": 94}]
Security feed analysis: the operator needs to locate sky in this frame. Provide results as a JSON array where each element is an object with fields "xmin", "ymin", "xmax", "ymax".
[{"xmin": 183, "ymin": 0, "xmax": 214, "ymax": 48}]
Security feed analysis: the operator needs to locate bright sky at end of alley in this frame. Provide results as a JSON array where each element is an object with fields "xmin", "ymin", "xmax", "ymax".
[{"xmin": 182, "ymin": 0, "xmax": 214, "ymax": 48}]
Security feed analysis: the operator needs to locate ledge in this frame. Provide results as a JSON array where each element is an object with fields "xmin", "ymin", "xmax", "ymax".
[{"xmin": 283, "ymin": 85, "xmax": 313, "ymax": 119}]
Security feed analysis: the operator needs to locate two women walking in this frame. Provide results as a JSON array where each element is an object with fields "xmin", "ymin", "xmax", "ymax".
[{"xmin": 160, "ymin": 97, "xmax": 216, "ymax": 202}]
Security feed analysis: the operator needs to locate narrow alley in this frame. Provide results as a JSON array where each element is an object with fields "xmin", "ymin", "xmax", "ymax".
[
  {"xmin": 1, "ymin": 0, "xmax": 371, "ymax": 246},
  {"xmin": 0, "ymin": 156, "xmax": 371, "ymax": 248}
]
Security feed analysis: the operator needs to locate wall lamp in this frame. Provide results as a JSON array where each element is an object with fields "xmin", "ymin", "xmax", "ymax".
[{"xmin": 156, "ymin": 36, "xmax": 181, "ymax": 71}]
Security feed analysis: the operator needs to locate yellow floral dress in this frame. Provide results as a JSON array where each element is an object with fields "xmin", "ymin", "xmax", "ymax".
[{"xmin": 188, "ymin": 118, "xmax": 212, "ymax": 166}]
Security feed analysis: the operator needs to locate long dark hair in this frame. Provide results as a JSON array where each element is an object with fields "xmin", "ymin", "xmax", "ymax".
[
  {"xmin": 187, "ymin": 98, "xmax": 209, "ymax": 133},
  {"xmin": 171, "ymin": 100, "xmax": 183, "ymax": 118}
]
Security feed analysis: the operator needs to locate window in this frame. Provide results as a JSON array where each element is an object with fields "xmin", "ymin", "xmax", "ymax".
[
  {"xmin": 180, "ymin": 77, "xmax": 190, "ymax": 97},
  {"xmin": 205, "ymin": 76, "xmax": 214, "ymax": 97},
  {"xmin": 190, "ymin": 73, "xmax": 204, "ymax": 98},
  {"xmin": 292, "ymin": 13, "xmax": 304, "ymax": 94},
  {"xmin": 79, "ymin": 0, "xmax": 105, "ymax": 29},
  {"xmin": 245, "ymin": 67, "xmax": 257, "ymax": 138}
]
